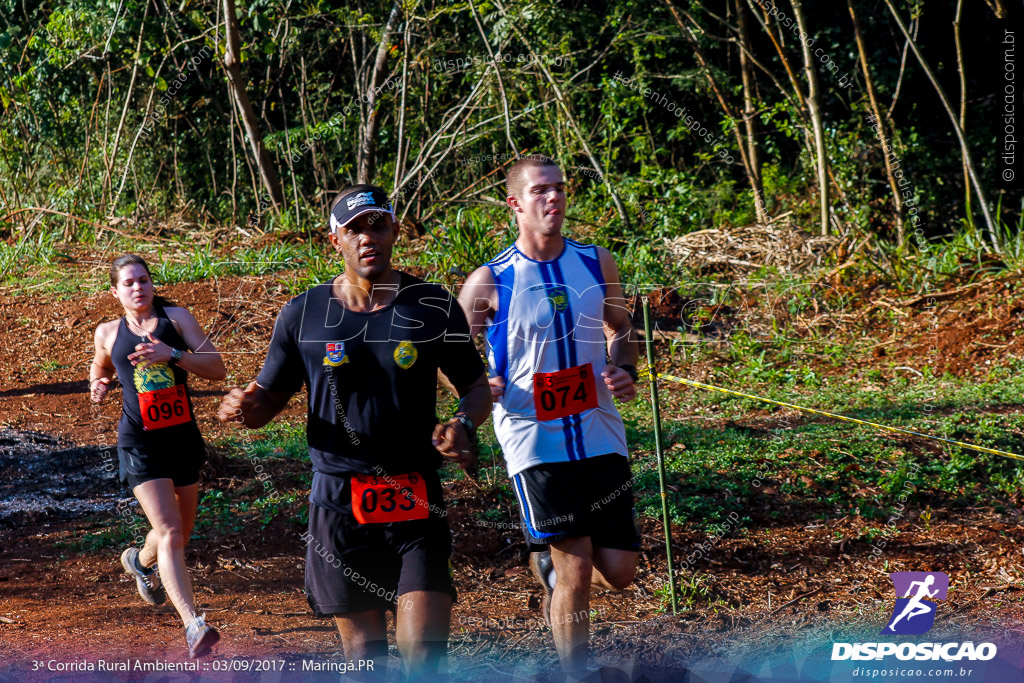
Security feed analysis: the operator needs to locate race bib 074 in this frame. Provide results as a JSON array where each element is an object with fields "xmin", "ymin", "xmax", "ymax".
[{"xmin": 532, "ymin": 362, "xmax": 599, "ymax": 421}]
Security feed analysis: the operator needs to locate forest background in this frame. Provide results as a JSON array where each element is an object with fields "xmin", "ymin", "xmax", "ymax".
[{"xmin": 1, "ymin": 0, "xmax": 1021, "ymax": 287}]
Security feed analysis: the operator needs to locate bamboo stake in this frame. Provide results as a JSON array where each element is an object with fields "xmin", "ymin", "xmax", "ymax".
[{"xmin": 642, "ymin": 297, "xmax": 678, "ymax": 615}]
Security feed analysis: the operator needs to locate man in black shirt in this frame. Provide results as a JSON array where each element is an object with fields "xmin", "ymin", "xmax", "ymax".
[{"xmin": 218, "ymin": 185, "xmax": 491, "ymax": 679}]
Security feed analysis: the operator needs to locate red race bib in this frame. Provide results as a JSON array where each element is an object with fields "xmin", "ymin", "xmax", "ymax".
[
  {"xmin": 533, "ymin": 363, "xmax": 599, "ymax": 421},
  {"xmin": 139, "ymin": 385, "xmax": 192, "ymax": 431},
  {"xmin": 351, "ymin": 473, "xmax": 431, "ymax": 524}
]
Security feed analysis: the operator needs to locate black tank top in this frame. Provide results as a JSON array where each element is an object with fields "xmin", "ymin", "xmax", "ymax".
[{"xmin": 110, "ymin": 305, "xmax": 202, "ymax": 449}]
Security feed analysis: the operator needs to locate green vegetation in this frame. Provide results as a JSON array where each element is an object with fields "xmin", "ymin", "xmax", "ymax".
[
  {"xmin": 2, "ymin": 0, "xmax": 1021, "ymax": 294},
  {"xmin": 618, "ymin": 357, "xmax": 1024, "ymax": 529},
  {"xmin": 66, "ymin": 514, "xmax": 149, "ymax": 552},
  {"xmin": 147, "ymin": 242, "xmax": 309, "ymax": 284},
  {"xmin": 9, "ymin": 2, "xmax": 1023, "ymax": 628},
  {"xmin": 0, "ymin": 230, "xmax": 79, "ymax": 295},
  {"xmin": 193, "ymin": 421, "xmax": 313, "ymax": 535},
  {"xmin": 86, "ymin": 355, "xmax": 1017, "ymax": 544},
  {"xmin": 674, "ymin": 572, "xmax": 728, "ymax": 613},
  {"xmin": 193, "ymin": 487, "xmax": 307, "ymax": 536},
  {"xmin": 66, "ymin": 344, "xmax": 1024, "ymax": 624},
  {"xmin": 416, "ymin": 207, "xmax": 517, "ymax": 282}
]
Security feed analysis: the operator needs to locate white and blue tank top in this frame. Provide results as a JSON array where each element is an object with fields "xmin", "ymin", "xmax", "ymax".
[{"xmin": 485, "ymin": 238, "xmax": 629, "ymax": 476}]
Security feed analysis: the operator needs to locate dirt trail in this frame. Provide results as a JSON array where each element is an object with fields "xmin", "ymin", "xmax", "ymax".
[
  {"xmin": 2, "ymin": 267, "xmax": 1024, "ymax": 680},
  {"xmin": 0, "ymin": 430, "xmax": 117, "ymax": 532}
]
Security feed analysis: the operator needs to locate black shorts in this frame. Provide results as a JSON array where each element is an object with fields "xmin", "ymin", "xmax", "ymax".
[
  {"xmin": 304, "ymin": 469, "xmax": 455, "ymax": 616},
  {"xmin": 511, "ymin": 453, "xmax": 641, "ymax": 552},
  {"xmin": 118, "ymin": 441, "xmax": 207, "ymax": 489}
]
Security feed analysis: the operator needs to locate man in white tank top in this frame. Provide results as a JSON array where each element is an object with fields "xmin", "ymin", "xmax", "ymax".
[{"xmin": 458, "ymin": 155, "xmax": 640, "ymax": 679}]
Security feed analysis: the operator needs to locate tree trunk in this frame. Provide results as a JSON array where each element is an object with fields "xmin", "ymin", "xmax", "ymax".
[
  {"xmin": 790, "ymin": 0, "xmax": 829, "ymax": 236},
  {"xmin": 746, "ymin": 0, "xmax": 848, "ymax": 217},
  {"xmin": 493, "ymin": 0, "xmax": 631, "ymax": 230},
  {"xmin": 392, "ymin": 17, "xmax": 411, "ymax": 193},
  {"xmin": 468, "ymin": 0, "xmax": 519, "ymax": 159},
  {"xmin": 848, "ymin": 0, "xmax": 904, "ymax": 245},
  {"xmin": 882, "ymin": 0, "xmax": 1000, "ymax": 251},
  {"xmin": 736, "ymin": 0, "xmax": 768, "ymax": 224},
  {"xmin": 106, "ymin": 0, "xmax": 149, "ymax": 214},
  {"xmin": 746, "ymin": 0, "xmax": 806, "ymax": 109},
  {"xmin": 954, "ymin": 0, "xmax": 971, "ymax": 217},
  {"xmin": 663, "ymin": 0, "xmax": 765, "ymax": 224},
  {"xmin": 357, "ymin": 1, "xmax": 402, "ymax": 185},
  {"xmin": 222, "ymin": 0, "xmax": 284, "ymax": 209}
]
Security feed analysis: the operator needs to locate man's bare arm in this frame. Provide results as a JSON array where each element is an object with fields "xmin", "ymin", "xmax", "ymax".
[
  {"xmin": 217, "ymin": 381, "xmax": 294, "ymax": 429},
  {"xmin": 457, "ymin": 266, "xmax": 498, "ymax": 340},
  {"xmin": 598, "ymin": 247, "xmax": 638, "ymax": 368},
  {"xmin": 452, "ymin": 372, "xmax": 492, "ymax": 430},
  {"xmin": 458, "ymin": 266, "xmax": 507, "ymax": 400},
  {"xmin": 433, "ymin": 372, "xmax": 493, "ymax": 472}
]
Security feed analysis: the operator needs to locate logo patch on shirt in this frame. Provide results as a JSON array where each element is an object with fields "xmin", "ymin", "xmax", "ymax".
[
  {"xmin": 323, "ymin": 342, "xmax": 350, "ymax": 367},
  {"xmin": 134, "ymin": 362, "xmax": 175, "ymax": 393},
  {"xmin": 545, "ymin": 285, "xmax": 569, "ymax": 313},
  {"xmin": 393, "ymin": 340, "xmax": 418, "ymax": 369}
]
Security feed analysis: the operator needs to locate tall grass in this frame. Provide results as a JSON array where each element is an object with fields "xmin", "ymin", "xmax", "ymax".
[
  {"xmin": 148, "ymin": 242, "xmax": 308, "ymax": 284},
  {"xmin": 0, "ymin": 229, "xmax": 78, "ymax": 294},
  {"xmin": 419, "ymin": 207, "xmax": 515, "ymax": 283}
]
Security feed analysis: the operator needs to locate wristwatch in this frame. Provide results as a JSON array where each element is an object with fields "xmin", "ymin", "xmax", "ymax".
[
  {"xmin": 169, "ymin": 348, "xmax": 185, "ymax": 366},
  {"xmin": 454, "ymin": 413, "xmax": 475, "ymax": 433},
  {"xmin": 453, "ymin": 414, "xmax": 478, "ymax": 452}
]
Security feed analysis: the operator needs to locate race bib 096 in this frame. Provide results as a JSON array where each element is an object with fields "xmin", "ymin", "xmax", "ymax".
[{"xmin": 139, "ymin": 385, "xmax": 192, "ymax": 431}]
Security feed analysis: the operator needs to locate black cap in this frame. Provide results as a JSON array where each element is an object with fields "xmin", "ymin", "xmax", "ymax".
[{"xmin": 330, "ymin": 184, "xmax": 394, "ymax": 233}]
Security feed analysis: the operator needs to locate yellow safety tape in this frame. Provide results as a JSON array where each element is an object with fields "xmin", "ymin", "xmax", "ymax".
[{"xmin": 640, "ymin": 369, "xmax": 1024, "ymax": 463}]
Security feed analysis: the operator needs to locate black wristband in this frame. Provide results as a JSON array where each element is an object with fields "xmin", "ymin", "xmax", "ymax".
[{"xmin": 620, "ymin": 364, "xmax": 639, "ymax": 383}]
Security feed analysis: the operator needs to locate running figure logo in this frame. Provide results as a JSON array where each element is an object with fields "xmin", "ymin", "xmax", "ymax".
[{"xmin": 883, "ymin": 572, "xmax": 948, "ymax": 635}]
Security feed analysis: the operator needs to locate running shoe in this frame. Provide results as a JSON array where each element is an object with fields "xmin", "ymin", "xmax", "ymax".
[
  {"xmin": 529, "ymin": 550, "xmax": 556, "ymax": 628},
  {"xmin": 185, "ymin": 615, "xmax": 220, "ymax": 659},
  {"xmin": 120, "ymin": 547, "xmax": 165, "ymax": 606}
]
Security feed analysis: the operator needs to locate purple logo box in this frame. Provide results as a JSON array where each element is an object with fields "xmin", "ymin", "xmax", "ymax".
[{"xmin": 883, "ymin": 571, "xmax": 949, "ymax": 635}]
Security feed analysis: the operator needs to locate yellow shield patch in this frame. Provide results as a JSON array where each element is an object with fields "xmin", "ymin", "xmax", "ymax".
[
  {"xmin": 393, "ymin": 340, "xmax": 418, "ymax": 369},
  {"xmin": 134, "ymin": 362, "xmax": 175, "ymax": 393}
]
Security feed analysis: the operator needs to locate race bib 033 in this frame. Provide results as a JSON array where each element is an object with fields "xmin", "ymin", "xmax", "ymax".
[{"xmin": 351, "ymin": 473, "xmax": 430, "ymax": 524}]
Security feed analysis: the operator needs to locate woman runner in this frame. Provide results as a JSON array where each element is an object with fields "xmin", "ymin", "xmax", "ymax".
[{"xmin": 90, "ymin": 254, "xmax": 226, "ymax": 658}]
